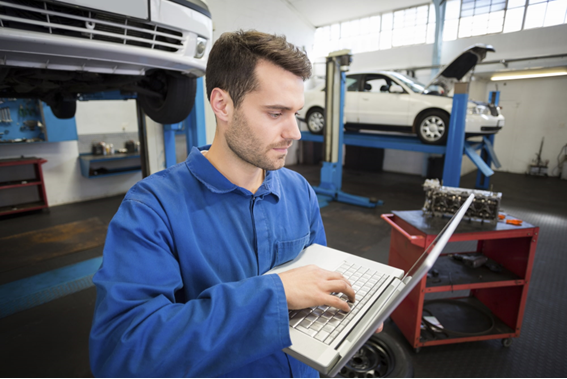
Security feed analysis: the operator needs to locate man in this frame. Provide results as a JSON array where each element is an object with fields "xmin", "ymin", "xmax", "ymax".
[{"xmin": 89, "ymin": 30, "xmax": 355, "ymax": 377}]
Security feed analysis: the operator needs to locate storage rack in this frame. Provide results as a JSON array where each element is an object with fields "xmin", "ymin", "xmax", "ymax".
[
  {"xmin": 0, "ymin": 157, "xmax": 49, "ymax": 216},
  {"xmin": 382, "ymin": 210, "xmax": 538, "ymax": 350}
]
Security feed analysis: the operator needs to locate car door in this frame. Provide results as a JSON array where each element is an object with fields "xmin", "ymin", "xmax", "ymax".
[
  {"xmin": 344, "ymin": 74, "xmax": 360, "ymax": 123},
  {"xmin": 357, "ymin": 74, "xmax": 410, "ymax": 126}
]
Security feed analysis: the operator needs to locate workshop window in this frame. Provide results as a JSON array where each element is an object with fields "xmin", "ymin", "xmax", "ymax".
[
  {"xmin": 443, "ymin": 0, "xmax": 462, "ymax": 40},
  {"xmin": 392, "ymin": 5, "xmax": 429, "ymax": 47},
  {"xmin": 503, "ymin": 0, "xmax": 527, "ymax": 32},
  {"xmin": 458, "ymin": 0, "xmax": 506, "ymax": 37},
  {"xmin": 524, "ymin": 0, "xmax": 567, "ymax": 28},
  {"xmin": 311, "ymin": 0, "xmax": 567, "ymax": 58}
]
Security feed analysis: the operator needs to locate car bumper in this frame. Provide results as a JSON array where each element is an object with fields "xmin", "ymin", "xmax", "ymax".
[
  {"xmin": 0, "ymin": 0, "xmax": 212, "ymax": 76},
  {"xmin": 465, "ymin": 114, "xmax": 505, "ymax": 134}
]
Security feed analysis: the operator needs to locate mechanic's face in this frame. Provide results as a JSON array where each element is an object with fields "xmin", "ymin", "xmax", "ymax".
[{"xmin": 225, "ymin": 60, "xmax": 303, "ymax": 171}]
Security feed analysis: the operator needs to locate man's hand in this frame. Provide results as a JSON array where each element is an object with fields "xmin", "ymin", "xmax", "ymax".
[{"xmin": 278, "ymin": 265, "xmax": 355, "ymax": 313}]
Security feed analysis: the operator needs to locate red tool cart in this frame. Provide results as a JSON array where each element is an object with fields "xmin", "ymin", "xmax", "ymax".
[
  {"xmin": 382, "ymin": 211, "xmax": 538, "ymax": 351},
  {"xmin": 0, "ymin": 157, "xmax": 49, "ymax": 216}
]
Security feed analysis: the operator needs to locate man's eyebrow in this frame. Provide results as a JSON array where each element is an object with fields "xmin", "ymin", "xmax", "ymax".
[{"xmin": 263, "ymin": 105, "xmax": 303, "ymax": 111}]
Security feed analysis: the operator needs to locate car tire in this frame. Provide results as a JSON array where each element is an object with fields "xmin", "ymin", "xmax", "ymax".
[
  {"xmin": 306, "ymin": 107, "xmax": 325, "ymax": 135},
  {"xmin": 337, "ymin": 331, "xmax": 414, "ymax": 378},
  {"xmin": 49, "ymin": 97, "xmax": 77, "ymax": 119},
  {"xmin": 139, "ymin": 71, "xmax": 197, "ymax": 124},
  {"xmin": 416, "ymin": 110, "xmax": 449, "ymax": 145}
]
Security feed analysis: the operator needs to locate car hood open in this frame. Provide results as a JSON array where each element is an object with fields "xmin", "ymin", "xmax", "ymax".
[{"xmin": 423, "ymin": 44, "xmax": 495, "ymax": 94}]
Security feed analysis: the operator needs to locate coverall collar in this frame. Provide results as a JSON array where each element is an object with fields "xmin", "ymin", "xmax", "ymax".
[{"xmin": 185, "ymin": 145, "xmax": 281, "ymax": 200}]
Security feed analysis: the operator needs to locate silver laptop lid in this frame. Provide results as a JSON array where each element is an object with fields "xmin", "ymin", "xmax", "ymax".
[
  {"xmin": 327, "ymin": 193, "xmax": 475, "ymax": 377},
  {"xmin": 401, "ymin": 192, "xmax": 475, "ymax": 285}
]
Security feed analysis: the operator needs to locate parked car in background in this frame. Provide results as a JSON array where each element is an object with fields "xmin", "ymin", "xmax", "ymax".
[
  {"xmin": 299, "ymin": 44, "xmax": 505, "ymax": 145},
  {"xmin": 0, "ymin": 0, "xmax": 213, "ymax": 124}
]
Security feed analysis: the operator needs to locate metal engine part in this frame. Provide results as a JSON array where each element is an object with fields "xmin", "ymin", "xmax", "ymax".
[{"xmin": 422, "ymin": 179, "xmax": 502, "ymax": 223}]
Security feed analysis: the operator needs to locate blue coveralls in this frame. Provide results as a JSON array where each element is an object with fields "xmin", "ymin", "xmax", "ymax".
[{"xmin": 89, "ymin": 145, "xmax": 326, "ymax": 377}]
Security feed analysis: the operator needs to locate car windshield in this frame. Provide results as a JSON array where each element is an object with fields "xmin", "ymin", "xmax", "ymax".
[{"xmin": 388, "ymin": 72, "xmax": 426, "ymax": 94}]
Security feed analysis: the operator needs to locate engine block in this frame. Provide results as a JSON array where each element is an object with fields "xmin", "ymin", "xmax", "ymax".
[{"xmin": 422, "ymin": 179, "xmax": 502, "ymax": 223}]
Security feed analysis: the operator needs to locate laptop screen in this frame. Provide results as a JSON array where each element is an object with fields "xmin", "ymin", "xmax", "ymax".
[{"xmin": 399, "ymin": 193, "xmax": 475, "ymax": 284}]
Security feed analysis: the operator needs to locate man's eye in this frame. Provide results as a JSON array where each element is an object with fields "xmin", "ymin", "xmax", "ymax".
[
  {"xmin": 269, "ymin": 113, "xmax": 282, "ymax": 119},
  {"xmin": 295, "ymin": 112, "xmax": 300, "ymax": 117}
]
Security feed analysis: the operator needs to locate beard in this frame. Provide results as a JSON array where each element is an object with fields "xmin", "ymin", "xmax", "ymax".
[{"xmin": 225, "ymin": 109, "xmax": 292, "ymax": 171}]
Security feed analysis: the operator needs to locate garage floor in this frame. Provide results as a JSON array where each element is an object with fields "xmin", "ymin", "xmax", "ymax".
[{"xmin": 1, "ymin": 167, "xmax": 565, "ymax": 377}]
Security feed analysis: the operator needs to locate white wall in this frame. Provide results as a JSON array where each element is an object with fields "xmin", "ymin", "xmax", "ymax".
[
  {"xmin": 0, "ymin": 100, "xmax": 145, "ymax": 207},
  {"xmin": 0, "ymin": 140, "xmax": 141, "ymax": 206},
  {"xmin": 487, "ymin": 75, "xmax": 567, "ymax": 174}
]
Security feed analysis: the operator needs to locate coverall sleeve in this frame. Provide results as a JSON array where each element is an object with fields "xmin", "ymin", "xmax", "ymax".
[{"xmin": 89, "ymin": 199, "xmax": 291, "ymax": 377}]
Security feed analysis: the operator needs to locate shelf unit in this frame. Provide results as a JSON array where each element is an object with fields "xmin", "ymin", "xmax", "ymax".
[
  {"xmin": 0, "ymin": 157, "xmax": 48, "ymax": 216},
  {"xmin": 382, "ymin": 210, "xmax": 538, "ymax": 350},
  {"xmin": 78, "ymin": 153, "xmax": 141, "ymax": 178}
]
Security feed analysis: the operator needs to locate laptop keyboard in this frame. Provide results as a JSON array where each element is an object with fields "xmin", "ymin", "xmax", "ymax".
[{"xmin": 288, "ymin": 262, "xmax": 387, "ymax": 345}]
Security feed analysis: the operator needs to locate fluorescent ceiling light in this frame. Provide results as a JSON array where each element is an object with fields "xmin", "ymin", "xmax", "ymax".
[{"xmin": 491, "ymin": 68, "xmax": 567, "ymax": 81}]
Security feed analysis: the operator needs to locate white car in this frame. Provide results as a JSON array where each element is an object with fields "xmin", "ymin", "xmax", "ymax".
[
  {"xmin": 299, "ymin": 45, "xmax": 505, "ymax": 145},
  {"xmin": 0, "ymin": 0, "xmax": 213, "ymax": 124}
]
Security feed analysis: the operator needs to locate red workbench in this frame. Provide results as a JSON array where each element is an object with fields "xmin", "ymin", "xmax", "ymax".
[{"xmin": 382, "ymin": 210, "xmax": 538, "ymax": 351}]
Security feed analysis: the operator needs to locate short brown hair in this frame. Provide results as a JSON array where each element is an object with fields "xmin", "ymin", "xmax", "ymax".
[{"xmin": 205, "ymin": 30, "xmax": 312, "ymax": 108}]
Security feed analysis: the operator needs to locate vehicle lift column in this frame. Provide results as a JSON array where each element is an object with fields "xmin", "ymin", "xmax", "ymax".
[
  {"xmin": 313, "ymin": 50, "xmax": 380, "ymax": 208},
  {"xmin": 441, "ymin": 82, "xmax": 469, "ymax": 187},
  {"xmin": 163, "ymin": 77, "xmax": 207, "ymax": 168},
  {"xmin": 442, "ymin": 83, "xmax": 501, "ymax": 188},
  {"xmin": 474, "ymin": 90, "xmax": 501, "ymax": 189}
]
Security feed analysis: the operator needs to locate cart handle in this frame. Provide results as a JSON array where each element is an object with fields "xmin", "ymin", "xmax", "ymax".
[{"xmin": 381, "ymin": 214, "xmax": 426, "ymax": 247}]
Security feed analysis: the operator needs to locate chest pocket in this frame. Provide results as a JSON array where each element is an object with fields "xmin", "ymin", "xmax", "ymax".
[{"xmin": 274, "ymin": 233, "xmax": 310, "ymax": 267}]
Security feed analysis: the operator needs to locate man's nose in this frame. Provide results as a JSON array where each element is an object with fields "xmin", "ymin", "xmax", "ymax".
[{"xmin": 283, "ymin": 114, "xmax": 302, "ymax": 141}]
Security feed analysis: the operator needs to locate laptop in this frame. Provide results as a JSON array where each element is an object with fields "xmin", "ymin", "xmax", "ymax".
[{"xmin": 265, "ymin": 193, "xmax": 475, "ymax": 377}]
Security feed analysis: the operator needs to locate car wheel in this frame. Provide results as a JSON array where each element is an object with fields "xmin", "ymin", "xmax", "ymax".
[
  {"xmin": 416, "ymin": 110, "xmax": 449, "ymax": 145},
  {"xmin": 138, "ymin": 71, "xmax": 196, "ymax": 124},
  {"xmin": 306, "ymin": 107, "xmax": 325, "ymax": 134},
  {"xmin": 48, "ymin": 96, "xmax": 77, "ymax": 119},
  {"xmin": 337, "ymin": 332, "xmax": 414, "ymax": 378}
]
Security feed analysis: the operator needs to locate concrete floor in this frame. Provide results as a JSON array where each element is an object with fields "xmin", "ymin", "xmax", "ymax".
[{"xmin": 1, "ymin": 167, "xmax": 566, "ymax": 377}]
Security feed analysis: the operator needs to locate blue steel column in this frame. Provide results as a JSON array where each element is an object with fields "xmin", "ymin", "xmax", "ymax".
[
  {"xmin": 319, "ymin": 71, "xmax": 345, "ymax": 193},
  {"xmin": 475, "ymin": 91, "xmax": 500, "ymax": 189},
  {"xmin": 163, "ymin": 122, "xmax": 183, "ymax": 168},
  {"xmin": 313, "ymin": 52, "xmax": 378, "ymax": 207},
  {"xmin": 442, "ymin": 82, "xmax": 469, "ymax": 187},
  {"xmin": 186, "ymin": 77, "xmax": 207, "ymax": 151},
  {"xmin": 431, "ymin": 0, "xmax": 446, "ymax": 79}
]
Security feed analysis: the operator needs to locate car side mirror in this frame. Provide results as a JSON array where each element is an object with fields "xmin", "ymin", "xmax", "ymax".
[{"xmin": 390, "ymin": 84, "xmax": 404, "ymax": 93}]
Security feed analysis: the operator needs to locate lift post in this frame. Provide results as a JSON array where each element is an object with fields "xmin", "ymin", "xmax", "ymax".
[
  {"xmin": 475, "ymin": 91, "xmax": 501, "ymax": 189},
  {"xmin": 163, "ymin": 77, "xmax": 207, "ymax": 168},
  {"xmin": 442, "ymin": 82, "xmax": 469, "ymax": 187},
  {"xmin": 313, "ymin": 50, "xmax": 380, "ymax": 208}
]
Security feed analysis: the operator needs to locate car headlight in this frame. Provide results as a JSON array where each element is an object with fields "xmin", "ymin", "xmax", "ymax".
[
  {"xmin": 467, "ymin": 105, "xmax": 490, "ymax": 116},
  {"xmin": 195, "ymin": 37, "xmax": 208, "ymax": 59}
]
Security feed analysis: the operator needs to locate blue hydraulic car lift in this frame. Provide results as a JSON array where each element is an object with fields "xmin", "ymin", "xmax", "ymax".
[
  {"xmin": 78, "ymin": 78, "xmax": 207, "ymax": 175},
  {"xmin": 303, "ymin": 78, "xmax": 501, "ymax": 202}
]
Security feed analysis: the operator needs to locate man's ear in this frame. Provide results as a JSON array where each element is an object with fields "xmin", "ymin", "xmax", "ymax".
[{"xmin": 209, "ymin": 88, "xmax": 233, "ymax": 123}]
